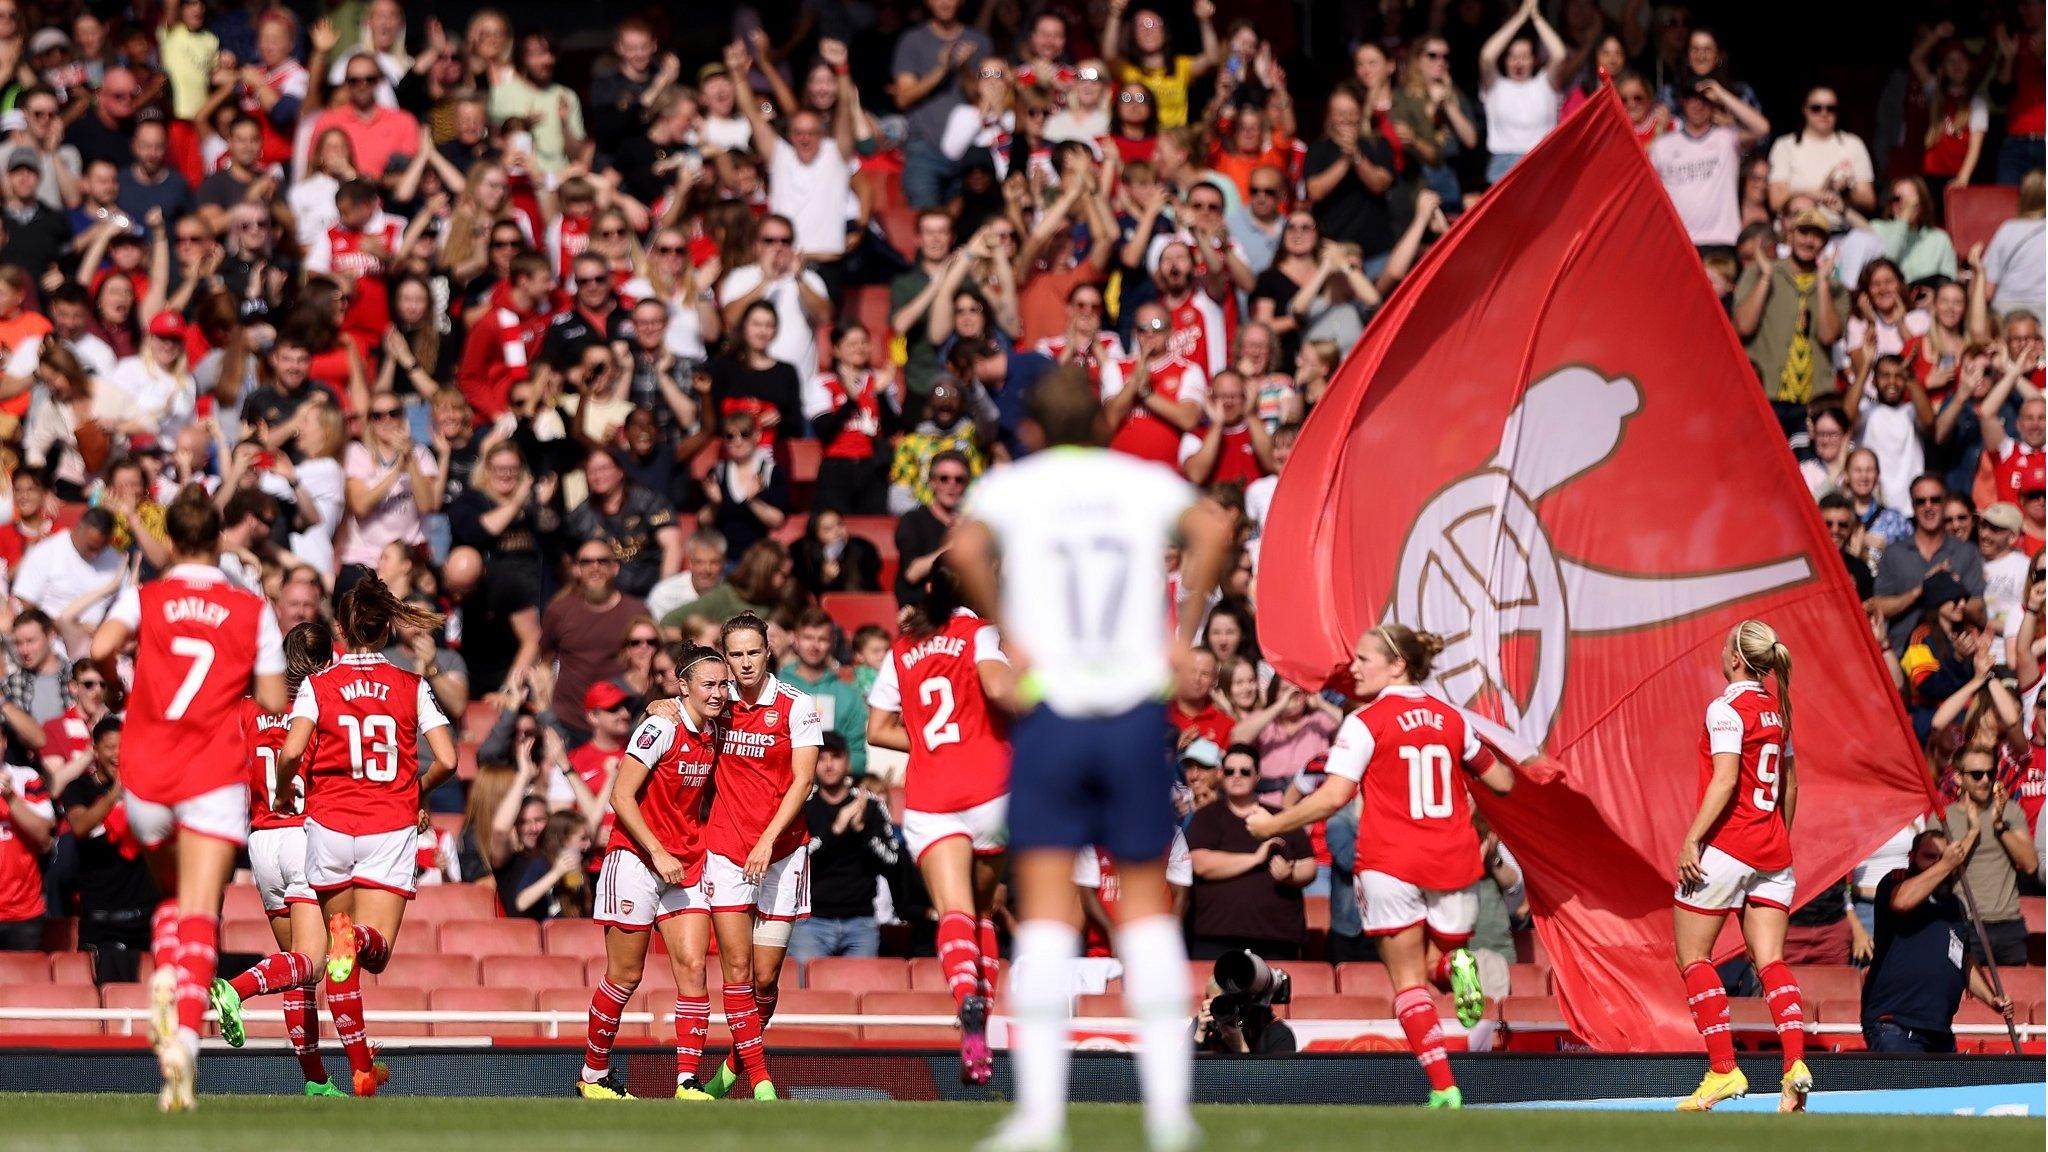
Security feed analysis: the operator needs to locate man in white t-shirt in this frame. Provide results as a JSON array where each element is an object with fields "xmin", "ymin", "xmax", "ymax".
[
  {"xmin": 1650, "ymin": 79, "xmax": 1771, "ymax": 250},
  {"xmin": 1977, "ymin": 502, "xmax": 2031, "ymax": 651},
  {"xmin": 1766, "ymin": 87, "xmax": 1876, "ymax": 216},
  {"xmin": 731, "ymin": 39, "xmax": 855, "ymax": 288},
  {"xmin": 1847, "ymin": 354, "xmax": 1929, "ymax": 515},
  {"xmin": 11, "ymin": 509, "xmax": 122, "ymax": 627},
  {"xmin": 719, "ymin": 214, "xmax": 833, "ymax": 409}
]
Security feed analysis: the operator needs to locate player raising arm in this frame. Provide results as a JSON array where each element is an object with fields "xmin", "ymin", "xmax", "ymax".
[
  {"xmin": 276, "ymin": 576, "xmax": 460, "ymax": 1098},
  {"xmin": 1671, "ymin": 620, "xmax": 1809, "ymax": 1113},
  {"xmin": 949, "ymin": 364, "xmax": 1232, "ymax": 1152},
  {"xmin": 866, "ymin": 567, "xmax": 1014, "ymax": 1085},
  {"xmin": 209, "ymin": 621, "xmax": 345, "ymax": 1096},
  {"xmin": 1247, "ymin": 624, "xmax": 1514, "ymax": 1109},
  {"xmin": 91, "ymin": 487, "xmax": 288, "ymax": 1112},
  {"xmin": 578, "ymin": 644, "xmax": 729, "ymax": 1101}
]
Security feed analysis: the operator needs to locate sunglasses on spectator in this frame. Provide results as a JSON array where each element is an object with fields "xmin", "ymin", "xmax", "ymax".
[
  {"xmin": 758, "ymin": 233, "xmax": 793, "ymax": 246},
  {"xmin": 1421, "ymin": 49, "xmax": 1447, "ymax": 60},
  {"xmin": 979, "ymin": 67, "xmax": 1008, "ymax": 79},
  {"xmin": 626, "ymin": 637, "xmax": 659, "ymax": 648},
  {"xmin": 654, "ymin": 244, "xmax": 686, "ymax": 255},
  {"xmin": 370, "ymin": 408, "xmax": 404, "ymax": 420},
  {"xmin": 1284, "ymin": 221, "xmax": 1317, "ymax": 232},
  {"xmin": 346, "ymin": 74, "xmax": 380, "ymax": 85},
  {"xmin": 492, "ymin": 238, "xmax": 522, "ymax": 249},
  {"xmin": 1137, "ymin": 318, "xmax": 1170, "ymax": 332},
  {"xmin": 1807, "ymin": 103, "xmax": 1836, "ymax": 113},
  {"xmin": 597, "ymin": 228, "xmax": 626, "ymax": 237},
  {"xmin": 1250, "ymin": 185, "xmax": 1284, "ymax": 197},
  {"xmin": 1912, "ymin": 493, "xmax": 1946, "ymax": 506},
  {"xmin": 75, "ymin": 677, "xmax": 104, "ymax": 689},
  {"xmin": 1119, "ymin": 91, "xmax": 1149, "ymax": 104},
  {"xmin": 576, "ymin": 555, "xmax": 619, "ymax": 567},
  {"xmin": 931, "ymin": 472, "xmax": 969, "ymax": 485},
  {"xmin": 724, "ymin": 429, "xmax": 756, "ymax": 441},
  {"xmin": 1961, "ymin": 770, "xmax": 1993, "ymax": 780},
  {"xmin": 1072, "ymin": 299, "xmax": 1102, "ymax": 312}
]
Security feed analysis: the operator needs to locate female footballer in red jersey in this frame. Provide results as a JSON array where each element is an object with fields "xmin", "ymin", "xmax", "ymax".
[
  {"xmin": 577, "ymin": 645, "xmax": 729, "ymax": 1101},
  {"xmin": 210, "ymin": 622, "xmax": 347, "ymax": 1095},
  {"xmin": 1672, "ymin": 620, "xmax": 1809, "ymax": 1113},
  {"xmin": 91, "ymin": 490, "xmax": 288, "ymax": 1112},
  {"xmin": 866, "ymin": 570, "xmax": 1013, "ymax": 1084},
  {"xmin": 1248, "ymin": 625, "xmax": 1514, "ymax": 1109},
  {"xmin": 277, "ymin": 577, "xmax": 459, "ymax": 1098},
  {"xmin": 679, "ymin": 613, "xmax": 820, "ymax": 1101}
]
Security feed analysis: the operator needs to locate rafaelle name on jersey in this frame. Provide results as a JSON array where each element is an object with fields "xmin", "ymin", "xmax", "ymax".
[
  {"xmin": 899, "ymin": 633, "xmax": 967, "ymax": 667},
  {"xmin": 161, "ymin": 596, "xmax": 231, "ymax": 627}
]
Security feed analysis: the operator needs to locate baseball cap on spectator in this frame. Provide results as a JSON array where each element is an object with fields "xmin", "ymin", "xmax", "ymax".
[
  {"xmin": 1180, "ymin": 738, "xmax": 1223, "ymax": 769},
  {"xmin": 697, "ymin": 61, "xmax": 727, "ymax": 86},
  {"xmin": 1981, "ymin": 502, "xmax": 2024, "ymax": 532},
  {"xmin": 582, "ymin": 681, "xmax": 633, "ymax": 712},
  {"xmin": 1787, "ymin": 208, "xmax": 1832, "ymax": 235},
  {"xmin": 1921, "ymin": 571, "xmax": 1968, "ymax": 608},
  {"xmin": 5, "ymin": 148, "xmax": 38, "ymax": 173},
  {"xmin": 28, "ymin": 28, "xmax": 70, "ymax": 55},
  {"xmin": 148, "ymin": 312, "xmax": 188, "ymax": 340}
]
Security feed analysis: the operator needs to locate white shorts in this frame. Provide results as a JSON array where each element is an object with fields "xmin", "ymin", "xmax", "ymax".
[
  {"xmin": 700, "ymin": 850, "xmax": 811, "ymax": 923},
  {"xmin": 305, "ymin": 820, "xmax": 418, "ymax": 898},
  {"xmin": 904, "ymin": 795, "xmax": 1009, "ymax": 863},
  {"xmin": 593, "ymin": 848, "xmax": 710, "ymax": 931},
  {"xmin": 1675, "ymin": 844, "xmax": 1796, "ymax": 913},
  {"xmin": 1355, "ymin": 870, "xmax": 1478, "ymax": 944},
  {"xmin": 127, "ymin": 782, "xmax": 249, "ymax": 850},
  {"xmin": 249, "ymin": 825, "xmax": 316, "ymax": 917}
]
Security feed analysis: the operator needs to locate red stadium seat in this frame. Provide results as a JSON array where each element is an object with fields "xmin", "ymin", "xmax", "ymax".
[
  {"xmin": 1272, "ymin": 962, "xmax": 1335, "ymax": 996},
  {"xmin": 906, "ymin": 957, "xmax": 944, "ymax": 991},
  {"xmin": 859, "ymin": 990, "xmax": 961, "ymax": 1042},
  {"xmin": 0, "ymin": 952, "xmax": 50, "ymax": 983},
  {"xmin": 1304, "ymin": 896, "xmax": 1330, "ymax": 932},
  {"xmin": 1284, "ymin": 995, "xmax": 1393, "ymax": 1020},
  {"xmin": 437, "ymin": 918, "xmax": 541, "ymax": 957},
  {"xmin": 482, "ymin": 953, "xmax": 586, "ymax": 989},
  {"xmin": 543, "ymin": 918, "xmax": 607, "ymax": 959},
  {"xmin": 774, "ymin": 513, "xmax": 809, "ymax": 546},
  {"xmin": 820, "ymin": 592, "xmax": 899, "ymax": 636},
  {"xmin": 1075, "ymin": 993, "xmax": 1123, "ymax": 1018},
  {"xmin": 537, "ymin": 987, "xmax": 602, "ymax": 1037},
  {"xmin": 375, "ymin": 953, "xmax": 478, "ymax": 989},
  {"xmin": 845, "ymin": 285, "xmax": 895, "ymax": 351},
  {"xmin": 1815, "ymin": 998, "xmax": 1862, "ymax": 1024},
  {"xmin": 776, "ymin": 989, "xmax": 859, "ymax": 1019},
  {"xmin": 222, "ymin": 919, "xmax": 278, "ymax": 956},
  {"xmin": 221, "ymin": 884, "xmax": 264, "ymax": 924},
  {"xmin": 842, "ymin": 516, "xmax": 900, "ymax": 559},
  {"xmin": 2021, "ymin": 895, "xmax": 2044, "ymax": 934},
  {"xmin": 1794, "ymin": 965, "xmax": 1861, "ymax": 1006},
  {"xmin": 48, "ymin": 952, "xmax": 93, "ymax": 984},
  {"xmin": 1506, "ymin": 963, "xmax": 1549, "ymax": 997},
  {"xmin": 1944, "ymin": 184, "xmax": 2019, "ymax": 263},
  {"xmin": 99, "ymin": 983, "xmax": 152, "ymax": 1037},
  {"xmin": 1335, "ymin": 962, "xmax": 1394, "ymax": 999},
  {"xmin": 430, "ymin": 986, "xmax": 537, "ymax": 1037},
  {"xmin": 788, "ymin": 438, "xmax": 823, "ymax": 506},
  {"xmin": 805, "ymin": 956, "xmax": 909, "ymax": 992},
  {"xmin": 1725, "ymin": 997, "xmax": 1778, "ymax": 1046},
  {"xmin": 412, "ymin": 885, "xmax": 500, "ymax": 923},
  {"xmin": 0, "ymin": 984, "xmax": 98, "ymax": 1034},
  {"xmin": 364, "ymin": 984, "xmax": 432, "ymax": 1038},
  {"xmin": 1498, "ymin": 995, "xmax": 1565, "ymax": 1027}
]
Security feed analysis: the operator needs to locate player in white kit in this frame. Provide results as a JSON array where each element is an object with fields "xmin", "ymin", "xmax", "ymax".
[{"xmin": 952, "ymin": 364, "xmax": 1233, "ymax": 1152}]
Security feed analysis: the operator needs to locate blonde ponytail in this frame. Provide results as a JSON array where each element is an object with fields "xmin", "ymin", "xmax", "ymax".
[{"xmin": 1730, "ymin": 620, "xmax": 1792, "ymax": 746}]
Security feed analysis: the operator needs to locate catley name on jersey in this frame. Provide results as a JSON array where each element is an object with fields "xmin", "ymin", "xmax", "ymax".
[{"xmin": 163, "ymin": 596, "xmax": 232, "ymax": 627}]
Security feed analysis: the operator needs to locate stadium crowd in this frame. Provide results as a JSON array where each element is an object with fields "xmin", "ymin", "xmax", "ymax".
[{"xmin": 0, "ymin": 0, "xmax": 2040, "ymax": 1051}]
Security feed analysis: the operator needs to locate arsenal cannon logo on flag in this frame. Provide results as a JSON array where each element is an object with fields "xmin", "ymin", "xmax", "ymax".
[{"xmin": 1260, "ymin": 86, "xmax": 1937, "ymax": 1052}]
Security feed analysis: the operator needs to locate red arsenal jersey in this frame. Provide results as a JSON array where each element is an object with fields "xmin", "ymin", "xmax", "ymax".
[
  {"xmin": 244, "ymin": 700, "xmax": 305, "ymax": 832},
  {"xmin": 1036, "ymin": 333, "xmax": 1127, "ymax": 396},
  {"xmin": 570, "ymin": 739, "xmax": 623, "ymax": 844},
  {"xmin": 868, "ymin": 610, "xmax": 1011, "ymax": 813},
  {"xmin": 1178, "ymin": 422, "xmax": 1266, "ymax": 486},
  {"xmin": 608, "ymin": 709, "xmax": 718, "ymax": 883},
  {"xmin": 0, "ymin": 765, "xmax": 51, "ymax": 921},
  {"xmin": 1324, "ymin": 685, "xmax": 1496, "ymax": 891},
  {"xmin": 1109, "ymin": 355, "xmax": 1208, "ymax": 466},
  {"xmin": 1698, "ymin": 680, "xmax": 1793, "ymax": 871},
  {"xmin": 293, "ymin": 653, "xmax": 449, "ymax": 836},
  {"xmin": 818, "ymin": 371, "xmax": 884, "ymax": 460},
  {"xmin": 108, "ymin": 564, "xmax": 284, "ymax": 806},
  {"xmin": 709, "ymin": 676, "xmax": 823, "ymax": 864},
  {"xmin": 1991, "ymin": 439, "xmax": 2044, "ymax": 511}
]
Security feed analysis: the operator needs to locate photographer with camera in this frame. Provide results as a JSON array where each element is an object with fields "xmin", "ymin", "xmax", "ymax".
[
  {"xmin": 1193, "ymin": 949, "xmax": 1296, "ymax": 1055},
  {"xmin": 1186, "ymin": 744, "xmax": 1315, "ymax": 960}
]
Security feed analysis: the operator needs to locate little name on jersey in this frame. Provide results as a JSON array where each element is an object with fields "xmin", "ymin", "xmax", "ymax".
[
  {"xmin": 899, "ymin": 634, "xmax": 966, "ymax": 668},
  {"xmin": 1395, "ymin": 708, "xmax": 1444, "ymax": 733},
  {"xmin": 162, "ymin": 596, "xmax": 231, "ymax": 628},
  {"xmin": 721, "ymin": 729, "xmax": 777, "ymax": 758},
  {"xmin": 339, "ymin": 680, "xmax": 391, "ymax": 702}
]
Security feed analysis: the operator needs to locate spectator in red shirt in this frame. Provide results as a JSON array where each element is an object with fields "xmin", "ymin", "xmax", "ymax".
[
  {"xmin": 0, "ymin": 754, "xmax": 53, "ymax": 951},
  {"xmin": 1169, "ymin": 646, "xmax": 1233, "ymax": 750},
  {"xmin": 40, "ymin": 657, "xmax": 109, "ymax": 791},
  {"xmin": 563, "ymin": 680, "xmax": 632, "ymax": 829},
  {"xmin": 1178, "ymin": 369, "xmax": 1274, "ymax": 486},
  {"xmin": 0, "ymin": 468, "xmax": 57, "ymax": 572},
  {"xmin": 458, "ymin": 250, "xmax": 558, "ymax": 419}
]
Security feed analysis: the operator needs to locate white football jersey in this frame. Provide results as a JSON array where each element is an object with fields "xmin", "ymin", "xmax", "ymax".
[{"xmin": 965, "ymin": 447, "xmax": 1195, "ymax": 716}]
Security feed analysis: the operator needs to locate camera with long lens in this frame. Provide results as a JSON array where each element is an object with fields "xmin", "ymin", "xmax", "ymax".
[{"xmin": 1196, "ymin": 951, "xmax": 1295, "ymax": 1054}]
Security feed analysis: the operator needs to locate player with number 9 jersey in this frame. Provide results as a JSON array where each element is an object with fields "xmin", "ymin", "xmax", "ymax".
[{"xmin": 1693, "ymin": 684, "xmax": 1792, "ymax": 877}]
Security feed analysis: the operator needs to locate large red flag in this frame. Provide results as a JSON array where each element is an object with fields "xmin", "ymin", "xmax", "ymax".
[{"xmin": 1260, "ymin": 88, "xmax": 1939, "ymax": 1051}]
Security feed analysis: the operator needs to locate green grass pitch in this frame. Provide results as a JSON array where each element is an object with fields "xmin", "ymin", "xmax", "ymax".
[{"xmin": 0, "ymin": 1096, "xmax": 2039, "ymax": 1152}]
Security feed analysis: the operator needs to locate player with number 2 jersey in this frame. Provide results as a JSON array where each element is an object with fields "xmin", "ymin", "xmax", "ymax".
[{"xmin": 1672, "ymin": 621, "xmax": 1809, "ymax": 1115}]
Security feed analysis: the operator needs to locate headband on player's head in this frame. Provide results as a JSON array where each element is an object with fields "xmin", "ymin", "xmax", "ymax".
[{"xmin": 676, "ymin": 649, "xmax": 725, "ymax": 681}]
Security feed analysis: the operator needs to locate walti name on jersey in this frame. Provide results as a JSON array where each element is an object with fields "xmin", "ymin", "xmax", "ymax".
[
  {"xmin": 162, "ymin": 597, "xmax": 231, "ymax": 627},
  {"xmin": 1395, "ymin": 708, "xmax": 1445, "ymax": 733},
  {"xmin": 339, "ymin": 680, "xmax": 391, "ymax": 702},
  {"xmin": 900, "ymin": 634, "xmax": 966, "ymax": 667}
]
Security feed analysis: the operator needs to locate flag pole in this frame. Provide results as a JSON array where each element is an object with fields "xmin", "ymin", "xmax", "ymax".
[{"xmin": 1954, "ymin": 864, "xmax": 2023, "ymax": 1054}]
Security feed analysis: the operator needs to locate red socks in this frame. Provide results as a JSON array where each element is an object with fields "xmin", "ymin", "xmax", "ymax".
[
  {"xmin": 581, "ymin": 978, "xmax": 635, "ymax": 1080},
  {"xmin": 326, "ymin": 966, "xmax": 374, "ymax": 1074},
  {"xmin": 352, "ymin": 925, "xmax": 391, "ymax": 974},
  {"xmin": 230, "ymin": 950, "xmax": 314, "ymax": 999},
  {"xmin": 938, "ymin": 912, "xmax": 980, "ymax": 1010},
  {"xmin": 150, "ymin": 902, "xmax": 180, "ymax": 973},
  {"xmin": 1682, "ymin": 961, "xmax": 1737, "ymax": 1074},
  {"xmin": 976, "ymin": 917, "xmax": 1001, "ymax": 998},
  {"xmin": 284, "ymin": 982, "xmax": 327, "ymax": 1084},
  {"xmin": 1429, "ymin": 952, "xmax": 1454, "ymax": 992},
  {"xmin": 1393, "ymin": 985, "xmax": 1455, "ymax": 1092},
  {"xmin": 674, "ymin": 996, "xmax": 710, "ymax": 1085},
  {"xmin": 722, "ymin": 983, "xmax": 771, "ymax": 1088},
  {"xmin": 173, "ymin": 916, "xmax": 217, "ymax": 1037},
  {"xmin": 1758, "ymin": 960, "xmax": 1805, "ymax": 1069}
]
